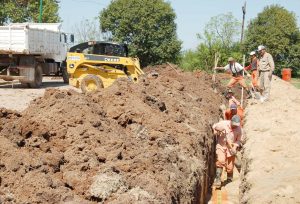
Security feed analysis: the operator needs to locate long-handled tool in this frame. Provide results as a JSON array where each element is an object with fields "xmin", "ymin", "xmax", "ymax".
[
  {"xmin": 243, "ymin": 69, "xmax": 261, "ymax": 99},
  {"xmin": 241, "ymin": 55, "xmax": 246, "ymax": 108},
  {"xmin": 212, "ymin": 53, "xmax": 220, "ymax": 93}
]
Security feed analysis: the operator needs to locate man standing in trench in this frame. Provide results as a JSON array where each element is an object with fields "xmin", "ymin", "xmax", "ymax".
[
  {"xmin": 212, "ymin": 115, "xmax": 242, "ymax": 188},
  {"xmin": 257, "ymin": 45, "xmax": 275, "ymax": 102},
  {"xmin": 215, "ymin": 57, "xmax": 252, "ymax": 99},
  {"xmin": 224, "ymin": 104, "xmax": 244, "ymax": 127}
]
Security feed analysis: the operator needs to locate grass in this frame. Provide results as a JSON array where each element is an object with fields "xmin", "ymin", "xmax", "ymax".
[{"xmin": 291, "ymin": 78, "xmax": 300, "ymax": 89}]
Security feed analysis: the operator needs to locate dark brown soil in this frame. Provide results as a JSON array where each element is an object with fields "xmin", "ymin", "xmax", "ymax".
[{"xmin": 0, "ymin": 65, "xmax": 223, "ymax": 203}]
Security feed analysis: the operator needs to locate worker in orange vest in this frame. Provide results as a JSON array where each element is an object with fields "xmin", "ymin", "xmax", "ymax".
[
  {"xmin": 245, "ymin": 51, "xmax": 259, "ymax": 90},
  {"xmin": 215, "ymin": 57, "xmax": 252, "ymax": 99},
  {"xmin": 223, "ymin": 89, "xmax": 244, "ymax": 124},
  {"xmin": 224, "ymin": 104, "xmax": 244, "ymax": 127},
  {"xmin": 212, "ymin": 115, "xmax": 242, "ymax": 188},
  {"xmin": 225, "ymin": 89, "xmax": 240, "ymax": 107}
]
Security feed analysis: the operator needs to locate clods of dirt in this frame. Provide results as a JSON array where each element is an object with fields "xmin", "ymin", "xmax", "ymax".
[{"xmin": 0, "ymin": 65, "xmax": 222, "ymax": 203}]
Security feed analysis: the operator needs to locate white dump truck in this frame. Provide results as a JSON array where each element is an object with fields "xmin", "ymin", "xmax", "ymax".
[{"xmin": 0, "ymin": 23, "xmax": 74, "ymax": 87}]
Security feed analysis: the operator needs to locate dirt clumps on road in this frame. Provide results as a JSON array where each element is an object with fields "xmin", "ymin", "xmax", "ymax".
[{"xmin": 0, "ymin": 65, "xmax": 222, "ymax": 203}]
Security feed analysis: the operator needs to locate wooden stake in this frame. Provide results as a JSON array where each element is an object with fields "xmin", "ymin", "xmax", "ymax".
[
  {"xmin": 212, "ymin": 53, "xmax": 220, "ymax": 92},
  {"xmin": 241, "ymin": 54, "xmax": 246, "ymax": 108},
  {"xmin": 167, "ymin": 62, "xmax": 179, "ymax": 74}
]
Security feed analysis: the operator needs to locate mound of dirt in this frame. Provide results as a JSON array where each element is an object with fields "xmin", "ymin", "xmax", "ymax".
[{"xmin": 0, "ymin": 65, "xmax": 223, "ymax": 203}]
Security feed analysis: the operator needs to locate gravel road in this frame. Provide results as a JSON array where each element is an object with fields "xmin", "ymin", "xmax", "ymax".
[
  {"xmin": 0, "ymin": 77, "xmax": 77, "ymax": 111},
  {"xmin": 241, "ymin": 76, "xmax": 300, "ymax": 203}
]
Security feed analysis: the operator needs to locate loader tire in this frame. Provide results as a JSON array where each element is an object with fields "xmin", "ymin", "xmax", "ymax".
[
  {"xmin": 29, "ymin": 64, "xmax": 43, "ymax": 88},
  {"xmin": 62, "ymin": 66, "xmax": 69, "ymax": 84},
  {"xmin": 80, "ymin": 75, "xmax": 103, "ymax": 93}
]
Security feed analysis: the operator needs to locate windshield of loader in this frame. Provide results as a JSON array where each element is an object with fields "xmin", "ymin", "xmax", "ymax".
[{"xmin": 93, "ymin": 43, "xmax": 127, "ymax": 57}]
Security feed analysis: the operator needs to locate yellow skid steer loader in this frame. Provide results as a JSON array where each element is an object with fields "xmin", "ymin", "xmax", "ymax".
[{"xmin": 66, "ymin": 41, "xmax": 144, "ymax": 93}]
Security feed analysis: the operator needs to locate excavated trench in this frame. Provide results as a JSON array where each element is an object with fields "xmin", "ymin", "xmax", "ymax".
[
  {"xmin": 0, "ymin": 65, "xmax": 230, "ymax": 203},
  {"xmin": 195, "ymin": 132, "xmax": 217, "ymax": 204}
]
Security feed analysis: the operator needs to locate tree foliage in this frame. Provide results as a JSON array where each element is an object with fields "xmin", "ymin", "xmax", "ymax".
[
  {"xmin": 99, "ymin": 0, "xmax": 181, "ymax": 67},
  {"xmin": 0, "ymin": 0, "xmax": 60, "ymax": 25},
  {"xmin": 181, "ymin": 13, "xmax": 242, "ymax": 71},
  {"xmin": 244, "ymin": 5, "xmax": 300, "ymax": 75},
  {"xmin": 203, "ymin": 13, "xmax": 241, "ymax": 50},
  {"xmin": 73, "ymin": 18, "xmax": 102, "ymax": 43}
]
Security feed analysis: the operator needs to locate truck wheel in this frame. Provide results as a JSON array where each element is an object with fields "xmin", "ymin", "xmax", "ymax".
[
  {"xmin": 62, "ymin": 66, "xmax": 69, "ymax": 84},
  {"xmin": 80, "ymin": 75, "xmax": 103, "ymax": 93},
  {"xmin": 29, "ymin": 64, "xmax": 43, "ymax": 88},
  {"xmin": 20, "ymin": 82, "xmax": 30, "ymax": 88}
]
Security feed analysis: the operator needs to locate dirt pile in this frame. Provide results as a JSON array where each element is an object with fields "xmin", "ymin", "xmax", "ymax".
[{"xmin": 0, "ymin": 65, "xmax": 223, "ymax": 203}]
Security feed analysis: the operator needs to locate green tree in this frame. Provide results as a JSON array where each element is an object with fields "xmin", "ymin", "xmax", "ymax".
[
  {"xmin": 99, "ymin": 0, "xmax": 181, "ymax": 67},
  {"xmin": 0, "ymin": 0, "xmax": 60, "ymax": 25},
  {"xmin": 203, "ymin": 13, "xmax": 241, "ymax": 50},
  {"xmin": 73, "ymin": 18, "xmax": 102, "ymax": 43},
  {"xmin": 181, "ymin": 13, "xmax": 242, "ymax": 71},
  {"xmin": 0, "ymin": 5, "xmax": 6, "ymax": 25},
  {"xmin": 244, "ymin": 5, "xmax": 300, "ymax": 75}
]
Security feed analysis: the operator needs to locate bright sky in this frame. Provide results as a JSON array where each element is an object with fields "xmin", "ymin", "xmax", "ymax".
[{"xmin": 59, "ymin": 0, "xmax": 300, "ymax": 50}]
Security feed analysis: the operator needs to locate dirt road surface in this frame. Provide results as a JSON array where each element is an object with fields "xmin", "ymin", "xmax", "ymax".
[
  {"xmin": 241, "ymin": 76, "xmax": 300, "ymax": 203},
  {"xmin": 0, "ymin": 77, "xmax": 76, "ymax": 111}
]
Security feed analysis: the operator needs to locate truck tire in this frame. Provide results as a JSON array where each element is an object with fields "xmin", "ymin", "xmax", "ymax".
[
  {"xmin": 80, "ymin": 75, "xmax": 103, "ymax": 93},
  {"xmin": 29, "ymin": 64, "xmax": 43, "ymax": 88},
  {"xmin": 20, "ymin": 82, "xmax": 30, "ymax": 88},
  {"xmin": 61, "ymin": 60, "xmax": 69, "ymax": 83},
  {"xmin": 62, "ymin": 66, "xmax": 69, "ymax": 84}
]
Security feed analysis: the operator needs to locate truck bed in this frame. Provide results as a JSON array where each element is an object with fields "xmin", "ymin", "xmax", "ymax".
[{"xmin": 0, "ymin": 23, "xmax": 65, "ymax": 61}]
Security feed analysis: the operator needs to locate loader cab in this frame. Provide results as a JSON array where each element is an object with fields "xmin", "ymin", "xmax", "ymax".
[{"xmin": 69, "ymin": 41, "xmax": 128, "ymax": 57}]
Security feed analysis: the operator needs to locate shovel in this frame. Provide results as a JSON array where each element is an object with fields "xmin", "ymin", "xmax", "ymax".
[
  {"xmin": 244, "ymin": 69, "xmax": 261, "ymax": 100},
  {"xmin": 212, "ymin": 53, "xmax": 220, "ymax": 93}
]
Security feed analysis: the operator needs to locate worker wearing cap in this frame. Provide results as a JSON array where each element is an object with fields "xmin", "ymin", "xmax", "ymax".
[
  {"xmin": 212, "ymin": 115, "xmax": 242, "ymax": 188},
  {"xmin": 215, "ymin": 57, "xmax": 252, "ymax": 98},
  {"xmin": 224, "ymin": 104, "xmax": 244, "ymax": 126},
  {"xmin": 225, "ymin": 89, "xmax": 241, "ymax": 107},
  {"xmin": 245, "ymin": 51, "xmax": 259, "ymax": 88},
  {"xmin": 257, "ymin": 45, "xmax": 275, "ymax": 102}
]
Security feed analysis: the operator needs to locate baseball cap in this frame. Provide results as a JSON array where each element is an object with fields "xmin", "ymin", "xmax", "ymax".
[
  {"xmin": 231, "ymin": 115, "xmax": 241, "ymax": 126},
  {"xmin": 258, "ymin": 45, "xmax": 265, "ymax": 51},
  {"xmin": 227, "ymin": 89, "xmax": 233, "ymax": 93},
  {"xmin": 230, "ymin": 104, "xmax": 237, "ymax": 110},
  {"xmin": 228, "ymin": 57, "xmax": 235, "ymax": 62},
  {"xmin": 250, "ymin": 51, "xmax": 256, "ymax": 56}
]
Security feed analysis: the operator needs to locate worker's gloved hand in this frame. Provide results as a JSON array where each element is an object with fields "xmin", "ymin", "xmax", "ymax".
[
  {"xmin": 230, "ymin": 148, "xmax": 237, "ymax": 156},
  {"xmin": 231, "ymin": 143, "xmax": 240, "ymax": 155},
  {"xmin": 219, "ymin": 130, "xmax": 226, "ymax": 137}
]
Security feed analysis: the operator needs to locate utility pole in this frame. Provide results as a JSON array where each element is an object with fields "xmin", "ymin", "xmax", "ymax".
[
  {"xmin": 241, "ymin": 2, "xmax": 246, "ymax": 107},
  {"xmin": 240, "ymin": 1, "xmax": 246, "ymax": 44},
  {"xmin": 39, "ymin": 0, "xmax": 43, "ymax": 23}
]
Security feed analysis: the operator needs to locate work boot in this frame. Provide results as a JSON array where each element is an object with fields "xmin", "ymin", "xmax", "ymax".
[
  {"xmin": 214, "ymin": 168, "xmax": 223, "ymax": 188},
  {"xmin": 226, "ymin": 172, "xmax": 233, "ymax": 183}
]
